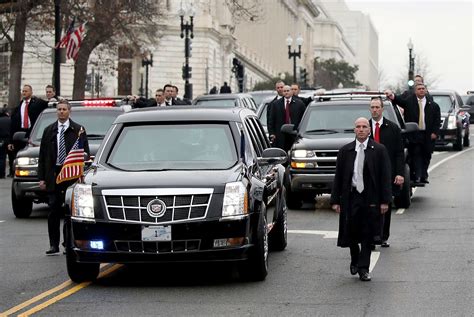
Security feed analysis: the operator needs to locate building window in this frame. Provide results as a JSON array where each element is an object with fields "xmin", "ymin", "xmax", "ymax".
[{"xmin": 0, "ymin": 42, "xmax": 10, "ymax": 101}]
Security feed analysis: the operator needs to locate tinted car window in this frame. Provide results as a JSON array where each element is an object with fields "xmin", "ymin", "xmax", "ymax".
[
  {"xmin": 431, "ymin": 95, "xmax": 453, "ymax": 113},
  {"xmin": 194, "ymin": 99, "xmax": 236, "ymax": 108},
  {"xmin": 108, "ymin": 124, "xmax": 237, "ymax": 170},
  {"xmin": 30, "ymin": 110, "xmax": 120, "ymax": 142},
  {"xmin": 258, "ymin": 103, "xmax": 268, "ymax": 126},
  {"xmin": 301, "ymin": 104, "xmax": 397, "ymax": 132}
]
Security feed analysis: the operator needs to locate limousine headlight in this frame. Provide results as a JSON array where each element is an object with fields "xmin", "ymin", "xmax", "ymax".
[
  {"xmin": 72, "ymin": 184, "xmax": 95, "ymax": 220},
  {"xmin": 222, "ymin": 182, "xmax": 248, "ymax": 217}
]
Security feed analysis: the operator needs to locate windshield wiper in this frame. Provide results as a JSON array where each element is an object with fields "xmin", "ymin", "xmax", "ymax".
[
  {"xmin": 304, "ymin": 129, "xmax": 339, "ymax": 134},
  {"xmin": 343, "ymin": 129, "xmax": 355, "ymax": 133}
]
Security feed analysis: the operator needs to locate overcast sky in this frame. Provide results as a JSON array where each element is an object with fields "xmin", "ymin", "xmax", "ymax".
[{"xmin": 345, "ymin": 0, "xmax": 473, "ymax": 94}]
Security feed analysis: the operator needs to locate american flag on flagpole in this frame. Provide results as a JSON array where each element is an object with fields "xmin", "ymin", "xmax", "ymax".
[
  {"xmin": 56, "ymin": 18, "xmax": 87, "ymax": 61},
  {"xmin": 56, "ymin": 128, "xmax": 85, "ymax": 184}
]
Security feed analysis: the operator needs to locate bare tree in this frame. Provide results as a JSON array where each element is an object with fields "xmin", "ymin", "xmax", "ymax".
[
  {"xmin": 389, "ymin": 51, "xmax": 439, "ymax": 92},
  {"xmin": 224, "ymin": 0, "xmax": 264, "ymax": 23},
  {"xmin": 0, "ymin": 0, "xmax": 46, "ymax": 110}
]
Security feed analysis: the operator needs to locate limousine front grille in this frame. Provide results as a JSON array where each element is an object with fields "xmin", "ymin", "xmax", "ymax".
[
  {"xmin": 114, "ymin": 239, "xmax": 201, "ymax": 254},
  {"xmin": 102, "ymin": 188, "xmax": 213, "ymax": 224}
]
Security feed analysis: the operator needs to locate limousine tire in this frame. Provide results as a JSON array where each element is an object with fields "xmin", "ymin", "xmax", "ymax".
[
  {"xmin": 11, "ymin": 187, "xmax": 32, "ymax": 218},
  {"xmin": 240, "ymin": 208, "xmax": 268, "ymax": 281},
  {"xmin": 66, "ymin": 248, "xmax": 100, "ymax": 283}
]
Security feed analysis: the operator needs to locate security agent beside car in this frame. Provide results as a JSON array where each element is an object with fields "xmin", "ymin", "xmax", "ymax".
[
  {"xmin": 385, "ymin": 83, "xmax": 441, "ymax": 184},
  {"xmin": 331, "ymin": 117, "xmax": 392, "ymax": 282},
  {"xmin": 267, "ymin": 85, "xmax": 305, "ymax": 151},
  {"xmin": 369, "ymin": 97, "xmax": 404, "ymax": 248},
  {"xmin": 38, "ymin": 100, "xmax": 89, "ymax": 255}
]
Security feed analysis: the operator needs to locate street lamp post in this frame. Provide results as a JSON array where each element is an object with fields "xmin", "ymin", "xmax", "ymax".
[
  {"xmin": 407, "ymin": 38, "xmax": 415, "ymax": 89},
  {"xmin": 179, "ymin": 2, "xmax": 195, "ymax": 101},
  {"xmin": 141, "ymin": 49, "xmax": 153, "ymax": 99},
  {"xmin": 139, "ymin": 67, "xmax": 144, "ymax": 97},
  {"xmin": 286, "ymin": 34, "xmax": 303, "ymax": 84}
]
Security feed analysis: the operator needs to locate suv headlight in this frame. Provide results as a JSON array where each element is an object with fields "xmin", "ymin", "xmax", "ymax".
[
  {"xmin": 293, "ymin": 150, "xmax": 315, "ymax": 158},
  {"xmin": 72, "ymin": 184, "xmax": 95, "ymax": 220},
  {"xmin": 222, "ymin": 182, "xmax": 248, "ymax": 217},
  {"xmin": 446, "ymin": 115, "xmax": 457, "ymax": 129},
  {"xmin": 16, "ymin": 157, "xmax": 39, "ymax": 167}
]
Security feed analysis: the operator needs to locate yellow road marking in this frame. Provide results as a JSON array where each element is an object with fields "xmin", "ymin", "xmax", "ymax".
[
  {"xmin": 17, "ymin": 264, "xmax": 122, "ymax": 317},
  {"xmin": 0, "ymin": 280, "xmax": 73, "ymax": 317}
]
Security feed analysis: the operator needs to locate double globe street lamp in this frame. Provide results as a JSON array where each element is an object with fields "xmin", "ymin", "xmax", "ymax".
[
  {"xmin": 179, "ymin": 2, "xmax": 195, "ymax": 100},
  {"xmin": 286, "ymin": 34, "xmax": 304, "ymax": 84},
  {"xmin": 141, "ymin": 47, "xmax": 153, "ymax": 99}
]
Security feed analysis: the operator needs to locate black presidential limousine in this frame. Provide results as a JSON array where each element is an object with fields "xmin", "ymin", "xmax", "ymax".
[{"xmin": 64, "ymin": 107, "xmax": 288, "ymax": 282}]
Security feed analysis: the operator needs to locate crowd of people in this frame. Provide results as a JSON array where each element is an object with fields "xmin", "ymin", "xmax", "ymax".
[
  {"xmin": 265, "ymin": 76, "xmax": 440, "ymax": 281},
  {"xmin": 1, "ymin": 77, "xmax": 441, "ymax": 273}
]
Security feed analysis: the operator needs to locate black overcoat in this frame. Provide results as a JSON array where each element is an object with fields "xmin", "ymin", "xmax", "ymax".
[
  {"xmin": 330, "ymin": 139, "xmax": 392, "ymax": 247},
  {"xmin": 267, "ymin": 97, "xmax": 306, "ymax": 150},
  {"xmin": 38, "ymin": 119, "xmax": 90, "ymax": 192},
  {"xmin": 9, "ymin": 97, "xmax": 48, "ymax": 141}
]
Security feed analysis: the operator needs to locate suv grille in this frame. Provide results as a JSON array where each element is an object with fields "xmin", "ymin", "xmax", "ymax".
[
  {"xmin": 115, "ymin": 239, "xmax": 201, "ymax": 254},
  {"xmin": 102, "ymin": 188, "xmax": 213, "ymax": 224},
  {"xmin": 315, "ymin": 150, "xmax": 338, "ymax": 168}
]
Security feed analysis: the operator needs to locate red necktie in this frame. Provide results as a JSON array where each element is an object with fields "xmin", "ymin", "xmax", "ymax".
[
  {"xmin": 285, "ymin": 99, "xmax": 291, "ymax": 124},
  {"xmin": 374, "ymin": 122, "xmax": 380, "ymax": 143},
  {"xmin": 23, "ymin": 99, "xmax": 29, "ymax": 129}
]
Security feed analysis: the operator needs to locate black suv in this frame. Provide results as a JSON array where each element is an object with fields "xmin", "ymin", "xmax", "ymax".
[
  {"xmin": 64, "ymin": 107, "xmax": 288, "ymax": 282},
  {"xmin": 11, "ymin": 105, "xmax": 128, "ymax": 218},
  {"xmin": 192, "ymin": 93, "xmax": 258, "ymax": 112},
  {"xmin": 282, "ymin": 94, "xmax": 416, "ymax": 209},
  {"xmin": 429, "ymin": 89, "xmax": 470, "ymax": 150}
]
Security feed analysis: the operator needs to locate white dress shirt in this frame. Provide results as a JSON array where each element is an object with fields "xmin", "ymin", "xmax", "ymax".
[
  {"xmin": 56, "ymin": 119, "xmax": 70, "ymax": 154},
  {"xmin": 352, "ymin": 138, "xmax": 368, "ymax": 188},
  {"xmin": 371, "ymin": 116, "xmax": 384, "ymax": 136},
  {"xmin": 418, "ymin": 97, "xmax": 426, "ymax": 130}
]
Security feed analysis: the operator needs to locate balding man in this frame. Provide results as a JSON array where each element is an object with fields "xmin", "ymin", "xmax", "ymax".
[
  {"xmin": 267, "ymin": 85, "xmax": 305, "ymax": 150},
  {"xmin": 330, "ymin": 117, "xmax": 392, "ymax": 281}
]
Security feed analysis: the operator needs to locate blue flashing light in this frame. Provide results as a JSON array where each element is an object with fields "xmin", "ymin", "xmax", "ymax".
[{"xmin": 90, "ymin": 240, "xmax": 104, "ymax": 250}]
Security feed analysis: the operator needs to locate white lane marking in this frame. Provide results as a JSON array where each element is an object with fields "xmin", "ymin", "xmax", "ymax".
[
  {"xmin": 0, "ymin": 220, "xmax": 5, "ymax": 223},
  {"xmin": 428, "ymin": 147, "xmax": 474, "ymax": 173},
  {"xmin": 396, "ymin": 148, "xmax": 473, "ymax": 215},
  {"xmin": 369, "ymin": 251, "xmax": 380, "ymax": 273},
  {"xmin": 288, "ymin": 229, "xmax": 338, "ymax": 239},
  {"xmin": 289, "ymin": 230, "xmax": 381, "ymax": 272}
]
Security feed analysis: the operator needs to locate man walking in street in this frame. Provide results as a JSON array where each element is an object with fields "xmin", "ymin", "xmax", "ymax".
[
  {"xmin": 267, "ymin": 85, "xmax": 305, "ymax": 150},
  {"xmin": 38, "ymin": 100, "xmax": 89, "ymax": 255},
  {"xmin": 385, "ymin": 83, "xmax": 440, "ymax": 184},
  {"xmin": 290, "ymin": 83, "xmax": 313, "ymax": 107},
  {"xmin": 219, "ymin": 82, "xmax": 231, "ymax": 94},
  {"xmin": 331, "ymin": 117, "xmax": 392, "ymax": 281},
  {"xmin": 369, "ymin": 97, "xmax": 405, "ymax": 248}
]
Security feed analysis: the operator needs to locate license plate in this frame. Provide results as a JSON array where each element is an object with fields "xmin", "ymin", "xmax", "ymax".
[{"xmin": 141, "ymin": 225, "xmax": 171, "ymax": 242}]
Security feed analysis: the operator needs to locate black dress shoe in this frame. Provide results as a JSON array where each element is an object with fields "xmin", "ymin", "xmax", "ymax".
[
  {"xmin": 420, "ymin": 178, "xmax": 429, "ymax": 184},
  {"xmin": 381, "ymin": 241, "xmax": 390, "ymax": 248},
  {"xmin": 45, "ymin": 246, "xmax": 60, "ymax": 255},
  {"xmin": 359, "ymin": 271, "xmax": 371, "ymax": 281},
  {"xmin": 370, "ymin": 244, "xmax": 376, "ymax": 251},
  {"xmin": 350, "ymin": 264, "xmax": 358, "ymax": 275}
]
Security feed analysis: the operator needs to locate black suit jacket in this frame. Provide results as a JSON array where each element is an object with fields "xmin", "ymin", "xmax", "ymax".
[
  {"xmin": 38, "ymin": 119, "xmax": 90, "ymax": 192},
  {"xmin": 369, "ymin": 118, "xmax": 404, "ymax": 180},
  {"xmin": 267, "ymin": 97, "xmax": 306, "ymax": 150},
  {"xmin": 9, "ymin": 97, "xmax": 48, "ymax": 141},
  {"xmin": 330, "ymin": 139, "xmax": 392, "ymax": 247},
  {"xmin": 393, "ymin": 93, "xmax": 441, "ymax": 136},
  {"xmin": 294, "ymin": 95, "xmax": 312, "ymax": 107}
]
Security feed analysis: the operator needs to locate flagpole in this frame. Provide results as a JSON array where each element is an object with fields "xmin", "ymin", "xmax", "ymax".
[{"xmin": 53, "ymin": 0, "xmax": 61, "ymax": 95}]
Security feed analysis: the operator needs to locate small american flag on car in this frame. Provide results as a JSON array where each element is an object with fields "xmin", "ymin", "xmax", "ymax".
[{"xmin": 56, "ymin": 127, "xmax": 85, "ymax": 184}]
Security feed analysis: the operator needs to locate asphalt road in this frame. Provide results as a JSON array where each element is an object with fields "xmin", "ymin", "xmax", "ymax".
[{"xmin": 0, "ymin": 148, "xmax": 473, "ymax": 316}]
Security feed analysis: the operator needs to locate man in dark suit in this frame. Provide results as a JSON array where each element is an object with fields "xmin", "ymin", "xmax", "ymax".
[
  {"xmin": 267, "ymin": 85, "xmax": 305, "ymax": 150},
  {"xmin": 132, "ymin": 89, "xmax": 167, "ymax": 108},
  {"xmin": 8, "ymin": 84, "xmax": 48, "ymax": 155},
  {"xmin": 331, "ymin": 117, "xmax": 392, "ymax": 281},
  {"xmin": 385, "ymin": 83, "xmax": 441, "ymax": 184},
  {"xmin": 164, "ymin": 84, "xmax": 186, "ymax": 105},
  {"xmin": 290, "ymin": 83, "xmax": 313, "ymax": 107},
  {"xmin": 38, "ymin": 100, "xmax": 90, "ymax": 255},
  {"xmin": 369, "ymin": 97, "xmax": 405, "ymax": 248}
]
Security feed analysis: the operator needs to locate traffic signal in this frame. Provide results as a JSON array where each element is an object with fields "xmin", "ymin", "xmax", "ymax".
[
  {"xmin": 182, "ymin": 65, "xmax": 192, "ymax": 80},
  {"xmin": 300, "ymin": 68, "xmax": 307, "ymax": 85}
]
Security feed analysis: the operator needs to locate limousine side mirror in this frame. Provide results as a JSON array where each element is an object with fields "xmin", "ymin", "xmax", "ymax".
[
  {"xmin": 258, "ymin": 148, "xmax": 287, "ymax": 166},
  {"xmin": 402, "ymin": 122, "xmax": 419, "ymax": 134},
  {"xmin": 281, "ymin": 124, "xmax": 297, "ymax": 135},
  {"xmin": 12, "ymin": 131, "xmax": 28, "ymax": 144}
]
